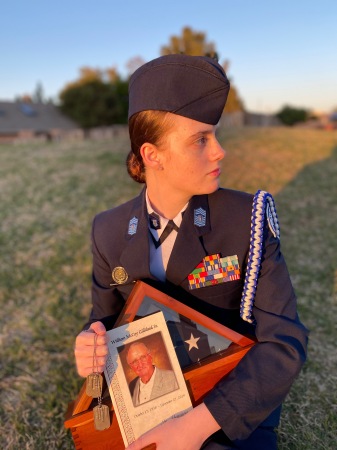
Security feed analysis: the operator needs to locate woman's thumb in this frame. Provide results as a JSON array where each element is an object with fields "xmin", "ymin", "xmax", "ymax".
[{"xmin": 89, "ymin": 321, "xmax": 106, "ymax": 335}]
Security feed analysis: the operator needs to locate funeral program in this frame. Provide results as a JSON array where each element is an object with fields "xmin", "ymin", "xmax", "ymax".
[{"xmin": 104, "ymin": 311, "xmax": 192, "ymax": 446}]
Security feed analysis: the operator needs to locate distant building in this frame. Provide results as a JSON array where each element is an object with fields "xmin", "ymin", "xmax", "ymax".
[
  {"xmin": 220, "ymin": 111, "xmax": 282, "ymax": 128},
  {"xmin": 0, "ymin": 101, "xmax": 80, "ymax": 142},
  {"xmin": 325, "ymin": 112, "xmax": 337, "ymax": 130},
  {"xmin": 294, "ymin": 111, "xmax": 337, "ymax": 130},
  {"xmin": 244, "ymin": 112, "xmax": 282, "ymax": 127}
]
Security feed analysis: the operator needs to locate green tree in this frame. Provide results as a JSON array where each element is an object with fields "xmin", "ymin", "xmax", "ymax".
[
  {"xmin": 276, "ymin": 105, "xmax": 310, "ymax": 126},
  {"xmin": 60, "ymin": 79, "xmax": 128, "ymax": 128},
  {"xmin": 161, "ymin": 27, "xmax": 244, "ymax": 112},
  {"xmin": 59, "ymin": 67, "xmax": 129, "ymax": 127}
]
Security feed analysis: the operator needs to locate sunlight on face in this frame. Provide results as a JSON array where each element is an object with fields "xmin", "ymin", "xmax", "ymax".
[{"xmin": 158, "ymin": 114, "xmax": 226, "ymax": 199}]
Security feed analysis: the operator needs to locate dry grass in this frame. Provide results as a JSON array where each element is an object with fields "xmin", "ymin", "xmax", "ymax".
[{"xmin": 0, "ymin": 127, "xmax": 336, "ymax": 449}]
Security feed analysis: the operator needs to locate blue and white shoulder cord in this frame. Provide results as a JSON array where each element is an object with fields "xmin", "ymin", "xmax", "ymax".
[{"xmin": 240, "ymin": 190, "xmax": 280, "ymax": 323}]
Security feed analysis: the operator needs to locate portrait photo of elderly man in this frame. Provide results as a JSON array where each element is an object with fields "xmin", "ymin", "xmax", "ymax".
[{"xmin": 125, "ymin": 339, "xmax": 178, "ymax": 407}]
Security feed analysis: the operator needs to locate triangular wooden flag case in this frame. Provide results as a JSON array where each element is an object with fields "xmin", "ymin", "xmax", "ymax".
[{"xmin": 64, "ymin": 282, "xmax": 255, "ymax": 449}]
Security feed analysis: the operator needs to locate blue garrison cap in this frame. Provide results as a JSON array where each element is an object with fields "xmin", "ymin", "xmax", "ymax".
[{"xmin": 128, "ymin": 54, "xmax": 230, "ymax": 125}]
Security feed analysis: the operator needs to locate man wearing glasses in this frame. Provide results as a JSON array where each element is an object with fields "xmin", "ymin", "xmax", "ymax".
[{"xmin": 126, "ymin": 341, "xmax": 178, "ymax": 406}]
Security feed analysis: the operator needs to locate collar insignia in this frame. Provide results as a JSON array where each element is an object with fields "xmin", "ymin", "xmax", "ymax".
[
  {"xmin": 194, "ymin": 207, "xmax": 206, "ymax": 227},
  {"xmin": 128, "ymin": 216, "xmax": 138, "ymax": 235},
  {"xmin": 149, "ymin": 212, "xmax": 161, "ymax": 230}
]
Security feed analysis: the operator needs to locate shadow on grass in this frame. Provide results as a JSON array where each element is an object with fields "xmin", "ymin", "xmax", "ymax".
[
  {"xmin": 275, "ymin": 145, "xmax": 337, "ymax": 449},
  {"xmin": 1, "ymin": 137, "xmax": 336, "ymax": 449}
]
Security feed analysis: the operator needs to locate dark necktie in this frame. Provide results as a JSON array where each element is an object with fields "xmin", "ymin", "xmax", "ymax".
[{"xmin": 150, "ymin": 220, "xmax": 179, "ymax": 249}]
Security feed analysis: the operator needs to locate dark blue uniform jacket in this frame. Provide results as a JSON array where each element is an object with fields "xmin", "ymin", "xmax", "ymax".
[{"xmin": 85, "ymin": 187, "xmax": 308, "ymax": 447}]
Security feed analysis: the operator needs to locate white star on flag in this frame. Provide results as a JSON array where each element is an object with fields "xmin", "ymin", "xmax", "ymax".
[{"xmin": 184, "ymin": 333, "xmax": 200, "ymax": 351}]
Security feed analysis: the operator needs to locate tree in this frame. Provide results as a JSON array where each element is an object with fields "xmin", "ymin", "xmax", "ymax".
[
  {"xmin": 59, "ymin": 28, "xmax": 245, "ymax": 128},
  {"xmin": 105, "ymin": 66, "xmax": 119, "ymax": 83},
  {"xmin": 161, "ymin": 26, "xmax": 217, "ymax": 58},
  {"xmin": 161, "ymin": 27, "xmax": 244, "ymax": 112},
  {"xmin": 60, "ymin": 79, "xmax": 128, "ymax": 128},
  {"xmin": 16, "ymin": 94, "xmax": 33, "ymax": 103},
  {"xmin": 126, "ymin": 56, "xmax": 146, "ymax": 77},
  {"xmin": 223, "ymin": 84, "xmax": 245, "ymax": 113},
  {"xmin": 61, "ymin": 67, "xmax": 103, "ymax": 93},
  {"xmin": 33, "ymin": 81, "xmax": 45, "ymax": 103},
  {"xmin": 59, "ymin": 67, "xmax": 129, "ymax": 127},
  {"xmin": 276, "ymin": 105, "xmax": 310, "ymax": 126}
]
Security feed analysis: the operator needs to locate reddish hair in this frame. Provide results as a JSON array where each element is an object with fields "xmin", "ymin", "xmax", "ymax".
[{"xmin": 126, "ymin": 110, "xmax": 175, "ymax": 183}]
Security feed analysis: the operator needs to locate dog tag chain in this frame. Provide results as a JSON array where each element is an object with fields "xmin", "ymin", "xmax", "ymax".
[
  {"xmin": 86, "ymin": 333, "xmax": 110, "ymax": 430},
  {"xmin": 86, "ymin": 333, "xmax": 103, "ymax": 397}
]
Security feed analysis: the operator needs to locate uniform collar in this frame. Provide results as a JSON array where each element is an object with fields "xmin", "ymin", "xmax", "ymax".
[
  {"xmin": 166, "ymin": 194, "xmax": 212, "ymax": 284},
  {"xmin": 145, "ymin": 189, "xmax": 188, "ymax": 236},
  {"xmin": 121, "ymin": 187, "xmax": 212, "ymax": 285}
]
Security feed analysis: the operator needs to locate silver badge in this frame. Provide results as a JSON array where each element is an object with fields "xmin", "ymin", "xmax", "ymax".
[
  {"xmin": 128, "ymin": 216, "xmax": 138, "ymax": 235},
  {"xmin": 111, "ymin": 267, "xmax": 128, "ymax": 284},
  {"xmin": 194, "ymin": 207, "xmax": 206, "ymax": 227}
]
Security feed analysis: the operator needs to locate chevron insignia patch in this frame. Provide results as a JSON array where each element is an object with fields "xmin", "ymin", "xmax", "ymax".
[
  {"xmin": 128, "ymin": 216, "xmax": 138, "ymax": 235},
  {"xmin": 194, "ymin": 207, "xmax": 206, "ymax": 227}
]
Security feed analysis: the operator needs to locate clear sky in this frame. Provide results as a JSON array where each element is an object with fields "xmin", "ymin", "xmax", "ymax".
[{"xmin": 1, "ymin": 0, "xmax": 336, "ymax": 113}]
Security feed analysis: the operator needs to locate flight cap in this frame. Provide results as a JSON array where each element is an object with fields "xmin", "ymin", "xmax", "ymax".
[{"xmin": 128, "ymin": 54, "xmax": 230, "ymax": 125}]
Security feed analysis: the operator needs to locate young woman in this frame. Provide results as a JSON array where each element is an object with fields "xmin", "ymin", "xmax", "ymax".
[{"xmin": 74, "ymin": 54, "xmax": 308, "ymax": 449}]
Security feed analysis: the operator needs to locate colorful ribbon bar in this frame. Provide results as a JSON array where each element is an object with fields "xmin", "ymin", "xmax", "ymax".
[{"xmin": 188, "ymin": 254, "xmax": 240, "ymax": 290}]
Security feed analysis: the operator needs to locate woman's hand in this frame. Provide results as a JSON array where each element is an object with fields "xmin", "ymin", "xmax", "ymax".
[
  {"xmin": 125, "ymin": 404, "xmax": 220, "ymax": 450},
  {"xmin": 125, "ymin": 416, "xmax": 204, "ymax": 450},
  {"xmin": 74, "ymin": 321, "xmax": 108, "ymax": 377}
]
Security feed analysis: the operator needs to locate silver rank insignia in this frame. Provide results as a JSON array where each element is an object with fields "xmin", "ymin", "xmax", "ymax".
[
  {"xmin": 111, "ymin": 267, "xmax": 128, "ymax": 285},
  {"xmin": 128, "ymin": 216, "xmax": 138, "ymax": 235},
  {"xmin": 194, "ymin": 207, "xmax": 206, "ymax": 227}
]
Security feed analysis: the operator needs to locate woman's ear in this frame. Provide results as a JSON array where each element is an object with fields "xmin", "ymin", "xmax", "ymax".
[{"xmin": 140, "ymin": 143, "xmax": 163, "ymax": 170}]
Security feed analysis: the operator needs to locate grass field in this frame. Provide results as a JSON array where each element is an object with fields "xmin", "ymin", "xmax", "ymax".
[{"xmin": 0, "ymin": 127, "xmax": 336, "ymax": 449}]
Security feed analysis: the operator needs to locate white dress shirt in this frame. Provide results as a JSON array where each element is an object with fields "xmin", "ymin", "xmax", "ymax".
[
  {"xmin": 138, "ymin": 366, "xmax": 157, "ymax": 404},
  {"xmin": 146, "ymin": 190, "xmax": 188, "ymax": 281}
]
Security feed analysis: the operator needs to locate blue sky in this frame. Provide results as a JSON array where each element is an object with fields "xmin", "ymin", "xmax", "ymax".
[{"xmin": 1, "ymin": 0, "xmax": 336, "ymax": 113}]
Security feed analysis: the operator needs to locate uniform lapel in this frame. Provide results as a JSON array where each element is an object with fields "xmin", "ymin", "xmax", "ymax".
[
  {"xmin": 166, "ymin": 194, "xmax": 211, "ymax": 285},
  {"xmin": 119, "ymin": 188, "xmax": 154, "ymax": 281}
]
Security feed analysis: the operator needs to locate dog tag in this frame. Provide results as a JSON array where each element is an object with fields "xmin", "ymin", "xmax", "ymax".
[
  {"xmin": 86, "ymin": 373, "xmax": 103, "ymax": 398},
  {"xmin": 93, "ymin": 404, "xmax": 110, "ymax": 430}
]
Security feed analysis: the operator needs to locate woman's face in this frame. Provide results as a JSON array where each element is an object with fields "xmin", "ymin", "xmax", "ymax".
[{"xmin": 158, "ymin": 114, "xmax": 225, "ymax": 199}]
